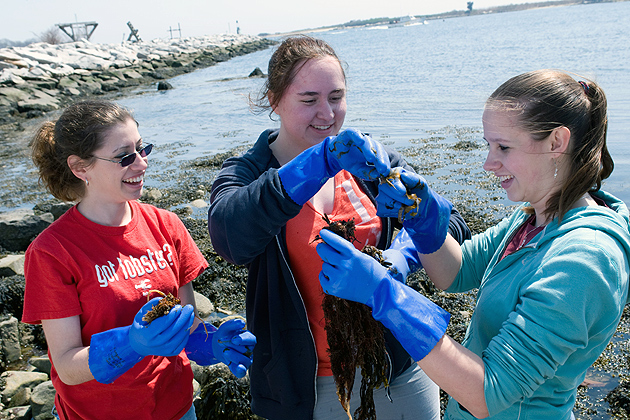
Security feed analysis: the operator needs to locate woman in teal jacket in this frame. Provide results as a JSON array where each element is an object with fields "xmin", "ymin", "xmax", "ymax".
[{"xmin": 315, "ymin": 69, "xmax": 630, "ymax": 419}]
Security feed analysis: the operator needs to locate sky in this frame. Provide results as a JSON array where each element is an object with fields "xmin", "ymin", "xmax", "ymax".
[{"xmin": 2, "ymin": 0, "xmax": 552, "ymax": 44}]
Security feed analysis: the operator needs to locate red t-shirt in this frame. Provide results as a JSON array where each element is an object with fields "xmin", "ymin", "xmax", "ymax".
[
  {"xmin": 22, "ymin": 201, "xmax": 208, "ymax": 420},
  {"xmin": 286, "ymin": 170, "xmax": 382, "ymax": 377}
]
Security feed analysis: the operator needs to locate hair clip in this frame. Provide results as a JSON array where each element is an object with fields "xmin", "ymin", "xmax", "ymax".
[{"xmin": 578, "ymin": 81, "xmax": 589, "ymax": 94}]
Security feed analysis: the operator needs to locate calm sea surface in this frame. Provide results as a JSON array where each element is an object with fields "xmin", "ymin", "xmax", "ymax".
[
  {"xmin": 1, "ymin": 1, "xmax": 629, "ymax": 212},
  {"xmin": 116, "ymin": 1, "xmax": 630, "ymax": 204}
]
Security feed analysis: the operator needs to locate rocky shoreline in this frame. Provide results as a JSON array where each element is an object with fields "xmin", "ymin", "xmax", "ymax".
[
  {"xmin": 0, "ymin": 34, "xmax": 276, "ymax": 128},
  {"xmin": 1, "ymin": 35, "xmax": 630, "ymax": 420}
]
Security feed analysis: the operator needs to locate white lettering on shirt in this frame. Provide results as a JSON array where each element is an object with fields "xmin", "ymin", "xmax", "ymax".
[{"xmin": 93, "ymin": 244, "xmax": 175, "ymax": 288}]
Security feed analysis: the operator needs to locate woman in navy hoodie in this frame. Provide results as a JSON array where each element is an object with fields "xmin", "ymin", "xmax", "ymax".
[{"xmin": 209, "ymin": 35, "xmax": 470, "ymax": 420}]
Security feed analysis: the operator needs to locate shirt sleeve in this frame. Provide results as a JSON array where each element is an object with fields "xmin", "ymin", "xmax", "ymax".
[
  {"xmin": 448, "ymin": 215, "xmax": 514, "ymax": 293},
  {"xmin": 209, "ymin": 150, "xmax": 302, "ymax": 266},
  {"xmin": 22, "ymin": 238, "xmax": 82, "ymax": 324}
]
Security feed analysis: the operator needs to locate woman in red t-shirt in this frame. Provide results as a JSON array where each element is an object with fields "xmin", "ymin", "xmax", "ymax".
[{"xmin": 22, "ymin": 100, "xmax": 255, "ymax": 420}]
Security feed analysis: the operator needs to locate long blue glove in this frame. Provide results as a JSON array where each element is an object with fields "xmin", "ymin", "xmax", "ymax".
[
  {"xmin": 89, "ymin": 297, "xmax": 194, "ymax": 384},
  {"xmin": 382, "ymin": 228, "xmax": 422, "ymax": 282},
  {"xmin": 316, "ymin": 229, "xmax": 450, "ymax": 361},
  {"xmin": 377, "ymin": 167, "xmax": 453, "ymax": 254},
  {"xmin": 278, "ymin": 128, "xmax": 390, "ymax": 205},
  {"xmin": 186, "ymin": 318, "xmax": 256, "ymax": 378}
]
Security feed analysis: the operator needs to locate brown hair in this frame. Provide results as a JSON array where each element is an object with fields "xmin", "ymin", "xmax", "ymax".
[
  {"xmin": 250, "ymin": 35, "xmax": 346, "ymax": 118},
  {"xmin": 486, "ymin": 69, "xmax": 612, "ymax": 222},
  {"xmin": 30, "ymin": 100, "xmax": 136, "ymax": 202}
]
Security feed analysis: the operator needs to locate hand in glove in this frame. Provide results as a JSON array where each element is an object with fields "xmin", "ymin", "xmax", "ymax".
[
  {"xmin": 129, "ymin": 297, "xmax": 195, "ymax": 356},
  {"xmin": 377, "ymin": 167, "xmax": 453, "ymax": 254},
  {"xmin": 381, "ymin": 228, "xmax": 422, "ymax": 282},
  {"xmin": 89, "ymin": 297, "xmax": 194, "ymax": 384},
  {"xmin": 278, "ymin": 128, "xmax": 390, "ymax": 205},
  {"xmin": 186, "ymin": 318, "xmax": 256, "ymax": 378},
  {"xmin": 316, "ymin": 228, "xmax": 450, "ymax": 361}
]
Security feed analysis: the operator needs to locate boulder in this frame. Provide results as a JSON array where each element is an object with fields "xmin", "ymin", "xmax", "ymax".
[
  {"xmin": 0, "ymin": 212, "xmax": 54, "ymax": 252},
  {"xmin": 30, "ymin": 381, "xmax": 55, "ymax": 420},
  {"xmin": 194, "ymin": 292, "xmax": 214, "ymax": 319},
  {"xmin": 0, "ymin": 371, "xmax": 48, "ymax": 405},
  {"xmin": 0, "ymin": 316, "xmax": 21, "ymax": 366},
  {"xmin": 0, "ymin": 405, "xmax": 31, "ymax": 420},
  {"xmin": 0, "ymin": 254, "xmax": 25, "ymax": 277}
]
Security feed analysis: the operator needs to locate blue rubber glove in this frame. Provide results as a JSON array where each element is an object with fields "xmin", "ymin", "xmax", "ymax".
[
  {"xmin": 129, "ymin": 297, "xmax": 195, "ymax": 356},
  {"xmin": 316, "ymin": 228, "xmax": 450, "ymax": 361},
  {"xmin": 186, "ymin": 318, "xmax": 256, "ymax": 378},
  {"xmin": 88, "ymin": 297, "xmax": 194, "ymax": 384},
  {"xmin": 278, "ymin": 128, "xmax": 390, "ymax": 205},
  {"xmin": 381, "ymin": 228, "xmax": 422, "ymax": 282},
  {"xmin": 377, "ymin": 167, "xmax": 453, "ymax": 254}
]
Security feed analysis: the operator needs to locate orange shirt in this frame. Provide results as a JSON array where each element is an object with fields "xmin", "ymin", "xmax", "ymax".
[{"xmin": 286, "ymin": 170, "xmax": 382, "ymax": 376}]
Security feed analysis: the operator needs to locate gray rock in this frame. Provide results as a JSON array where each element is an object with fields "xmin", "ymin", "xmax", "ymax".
[
  {"xmin": 189, "ymin": 199, "xmax": 207, "ymax": 208},
  {"xmin": 0, "ymin": 371, "xmax": 48, "ymax": 405},
  {"xmin": 7, "ymin": 386, "xmax": 31, "ymax": 408},
  {"xmin": 16, "ymin": 98, "xmax": 59, "ymax": 113},
  {"xmin": 27, "ymin": 357, "xmax": 52, "ymax": 377},
  {"xmin": 30, "ymin": 381, "xmax": 55, "ymax": 420},
  {"xmin": 0, "ymin": 212, "xmax": 54, "ymax": 252},
  {"xmin": 0, "ymin": 316, "xmax": 21, "ymax": 365},
  {"xmin": 0, "ymin": 405, "xmax": 31, "ymax": 420},
  {"xmin": 194, "ymin": 292, "xmax": 214, "ymax": 319},
  {"xmin": 157, "ymin": 81, "xmax": 173, "ymax": 90},
  {"xmin": 0, "ymin": 254, "xmax": 25, "ymax": 277},
  {"xmin": 0, "ymin": 87, "xmax": 30, "ymax": 103}
]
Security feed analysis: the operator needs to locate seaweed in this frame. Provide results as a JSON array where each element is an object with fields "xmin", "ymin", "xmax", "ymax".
[{"xmin": 317, "ymin": 215, "xmax": 389, "ymax": 420}]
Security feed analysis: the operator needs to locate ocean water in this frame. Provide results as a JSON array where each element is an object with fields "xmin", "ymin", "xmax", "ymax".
[
  {"xmin": 115, "ymin": 0, "xmax": 630, "ymax": 207},
  {"xmin": 1, "ymin": 1, "xmax": 629, "ymax": 213}
]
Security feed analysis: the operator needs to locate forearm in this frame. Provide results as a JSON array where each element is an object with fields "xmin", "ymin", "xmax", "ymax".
[
  {"xmin": 178, "ymin": 282, "xmax": 200, "ymax": 332},
  {"xmin": 53, "ymin": 347, "xmax": 94, "ymax": 385},
  {"xmin": 419, "ymin": 234, "xmax": 463, "ymax": 290},
  {"xmin": 209, "ymin": 170, "xmax": 300, "ymax": 264},
  {"xmin": 419, "ymin": 335, "xmax": 489, "ymax": 418},
  {"xmin": 42, "ymin": 317, "xmax": 95, "ymax": 385}
]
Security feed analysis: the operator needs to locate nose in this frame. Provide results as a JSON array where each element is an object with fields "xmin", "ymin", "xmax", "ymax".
[
  {"xmin": 130, "ymin": 150, "xmax": 149, "ymax": 170},
  {"xmin": 482, "ymin": 149, "xmax": 499, "ymax": 172},
  {"xmin": 316, "ymin": 100, "xmax": 335, "ymax": 120}
]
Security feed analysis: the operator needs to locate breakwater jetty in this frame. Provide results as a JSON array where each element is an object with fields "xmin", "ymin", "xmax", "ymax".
[{"xmin": 0, "ymin": 34, "xmax": 276, "ymax": 128}]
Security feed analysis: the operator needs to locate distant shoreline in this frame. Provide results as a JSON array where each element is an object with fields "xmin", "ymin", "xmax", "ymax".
[{"xmin": 261, "ymin": 0, "xmax": 629, "ymax": 38}]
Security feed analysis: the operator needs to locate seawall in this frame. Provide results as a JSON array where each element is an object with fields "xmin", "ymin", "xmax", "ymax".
[{"xmin": 0, "ymin": 34, "xmax": 276, "ymax": 128}]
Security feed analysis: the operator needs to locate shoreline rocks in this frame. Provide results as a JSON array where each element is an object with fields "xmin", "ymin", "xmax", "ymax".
[{"xmin": 0, "ymin": 34, "xmax": 276, "ymax": 127}]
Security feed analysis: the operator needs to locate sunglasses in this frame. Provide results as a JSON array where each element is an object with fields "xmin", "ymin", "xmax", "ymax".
[{"xmin": 93, "ymin": 143, "xmax": 153, "ymax": 167}]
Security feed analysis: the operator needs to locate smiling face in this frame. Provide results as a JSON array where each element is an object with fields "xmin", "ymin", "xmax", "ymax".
[
  {"xmin": 273, "ymin": 56, "xmax": 346, "ymax": 157},
  {"xmin": 482, "ymin": 108, "xmax": 557, "ymax": 213},
  {"xmin": 83, "ymin": 118, "xmax": 148, "ymax": 206}
]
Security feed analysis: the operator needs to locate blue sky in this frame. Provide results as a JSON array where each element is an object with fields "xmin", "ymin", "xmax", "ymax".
[{"xmin": 2, "ymin": 0, "xmax": 554, "ymax": 44}]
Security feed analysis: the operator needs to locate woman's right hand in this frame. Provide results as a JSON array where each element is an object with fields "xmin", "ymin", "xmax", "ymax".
[
  {"xmin": 327, "ymin": 128, "xmax": 391, "ymax": 181},
  {"xmin": 278, "ymin": 128, "xmax": 390, "ymax": 205},
  {"xmin": 129, "ymin": 297, "xmax": 195, "ymax": 357}
]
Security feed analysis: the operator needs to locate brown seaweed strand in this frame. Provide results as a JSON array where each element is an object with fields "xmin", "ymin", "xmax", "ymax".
[{"xmin": 319, "ymin": 214, "xmax": 389, "ymax": 420}]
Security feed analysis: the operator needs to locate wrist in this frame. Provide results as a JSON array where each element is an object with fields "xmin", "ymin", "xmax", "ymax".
[
  {"xmin": 369, "ymin": 277, "xmax": 450, "ymax": 361},
  {"xmin": 89, "ymin": 326, "xmax": 144, "ymax": 384},
  {"xmin": 278, "ymin": 139, "xmax": 338, "ymax": 205}
]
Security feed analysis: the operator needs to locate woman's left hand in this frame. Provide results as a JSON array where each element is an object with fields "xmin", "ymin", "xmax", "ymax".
[{"xmin": 316, "ymin": 228, "xmax": 388, "ymax": 305}]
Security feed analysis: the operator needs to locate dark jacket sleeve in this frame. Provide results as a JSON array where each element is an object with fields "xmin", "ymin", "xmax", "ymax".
[{"xmin": 208, "ymin": 130, "xmax": 302, "ymax": 265}]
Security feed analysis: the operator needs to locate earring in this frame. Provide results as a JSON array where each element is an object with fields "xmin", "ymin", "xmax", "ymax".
[
  {"xmin": 86, "ymin": 179, "xmax": 89, "ymax": 186},
  {"xmin": 553, "ymin": 159, "xmax": 558, "ymax": 180}
]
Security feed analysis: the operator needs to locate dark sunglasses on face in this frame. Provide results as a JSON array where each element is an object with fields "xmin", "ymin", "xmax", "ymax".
[{"xmin": 93, "ymin": 143, "xmax": 153, "ymax": 167}]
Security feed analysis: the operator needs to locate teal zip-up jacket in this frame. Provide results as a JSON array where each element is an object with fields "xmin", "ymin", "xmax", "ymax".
[{"xmin": 444, "ymin": 190, "xmax": 630, "ymax": 420}]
